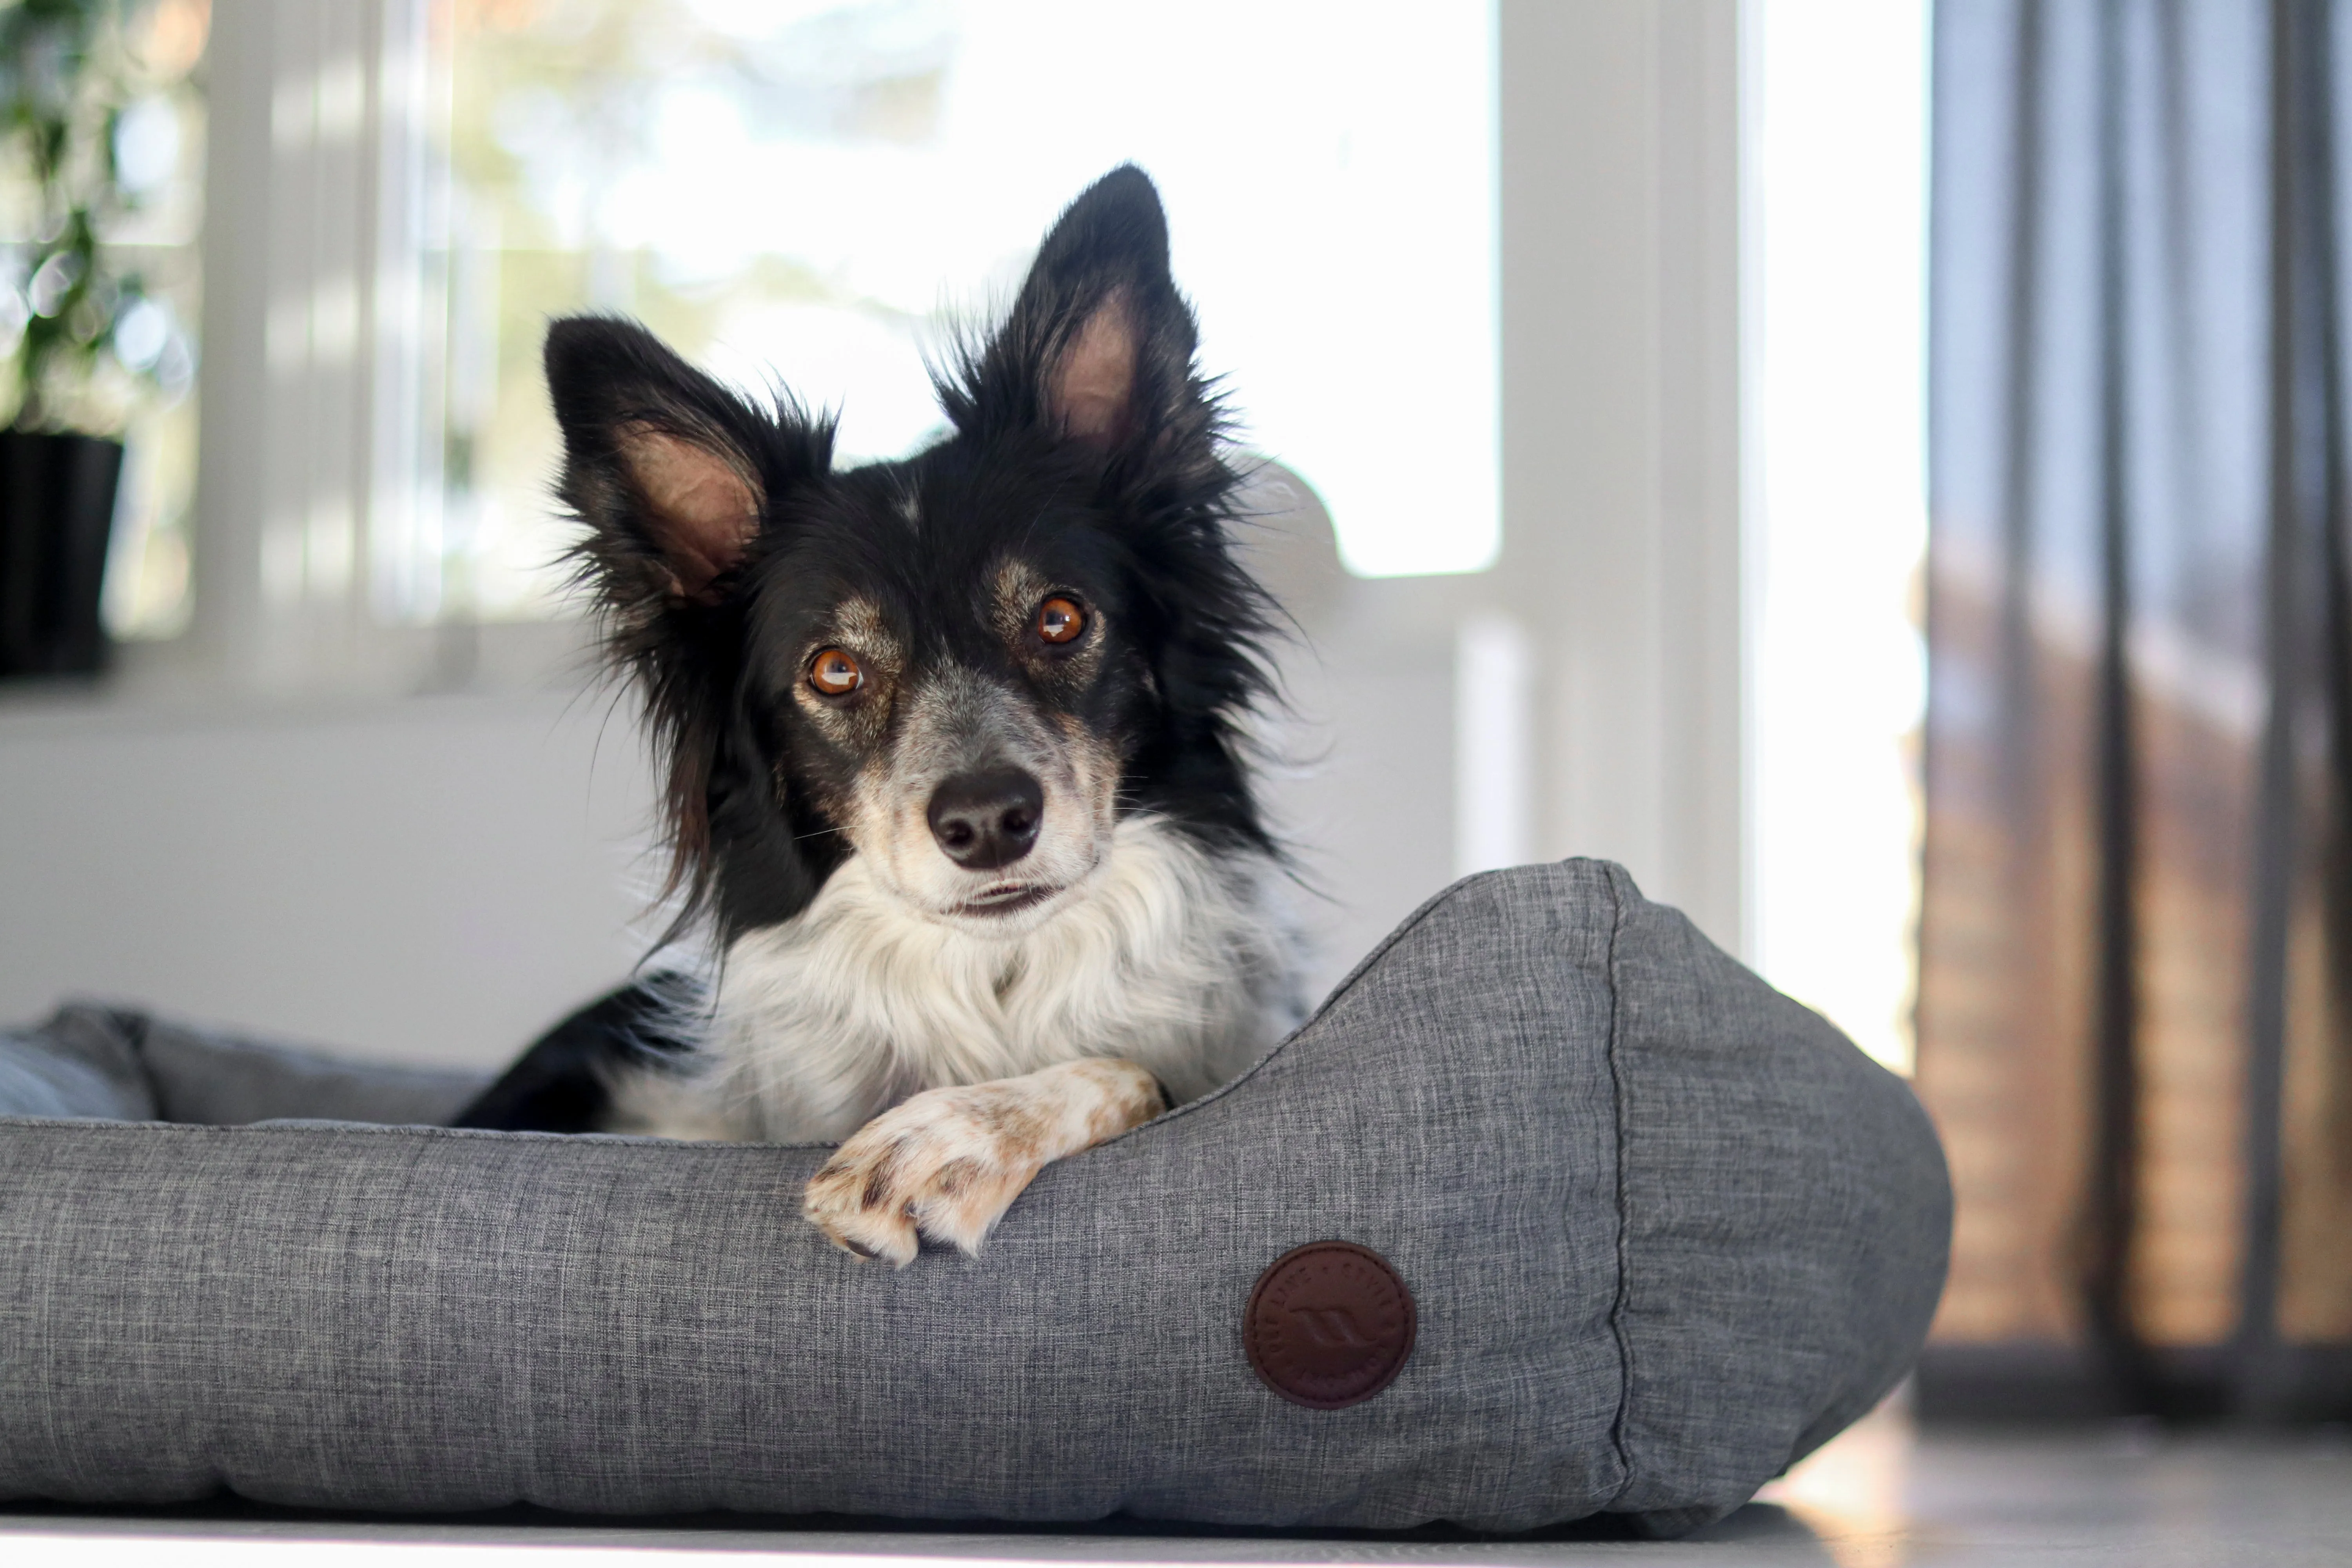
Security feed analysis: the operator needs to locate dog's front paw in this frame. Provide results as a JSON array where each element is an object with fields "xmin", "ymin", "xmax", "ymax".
[
  {"xmin": 800, "ymin": 1058, "xmax": 1163, "ymax": 1266},
  {"xmin": 800, "ymin": 1088, "xmax": 1046, "ymax": 1267}
]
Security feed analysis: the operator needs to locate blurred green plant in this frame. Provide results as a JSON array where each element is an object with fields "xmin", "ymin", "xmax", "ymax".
[{"xmin": 0, "ymin": 0, "xmax": 189, "ymax": 432}]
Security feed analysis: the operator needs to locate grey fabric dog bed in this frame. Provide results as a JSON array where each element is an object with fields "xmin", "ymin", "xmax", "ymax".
[{"xmin": 0, "ymin": 860, "xmax": 1949, "ymax": 1537}]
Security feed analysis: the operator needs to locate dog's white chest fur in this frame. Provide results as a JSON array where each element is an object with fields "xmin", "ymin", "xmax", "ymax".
[{"xmin": 613, "ymin": 816, "xmax": 1299, "ymax": 1142}]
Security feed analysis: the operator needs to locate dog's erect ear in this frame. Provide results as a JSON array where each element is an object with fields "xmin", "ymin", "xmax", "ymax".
[
  {"xmin": 543, "ymin": 316, "xmax": 833, "ymax": 937},
  {"xmin": 545, "ymin": 316, "xmax": 825, "ymax": 604},
  {"xmin": 944, "ymin": 165, "xmax": 1214, "ymax": 470}
]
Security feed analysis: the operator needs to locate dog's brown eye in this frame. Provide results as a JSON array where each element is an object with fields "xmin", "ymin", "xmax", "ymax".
[
  {"xmin": 1036, "ymin": 597, "xmax": 1085, "ymax": 644},
  {"xmin": 809, "ymin": 648, "xmax": 862, "ymax": 695}
]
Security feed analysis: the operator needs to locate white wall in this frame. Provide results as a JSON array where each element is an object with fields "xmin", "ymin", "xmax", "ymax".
[
  {"xmin": 1496, "ymin": 0, "xmax": 1746, "ymax": 951},
  {"xmin": 0, "ymin": 690, "xmax": 658, "ymax": 1068}
]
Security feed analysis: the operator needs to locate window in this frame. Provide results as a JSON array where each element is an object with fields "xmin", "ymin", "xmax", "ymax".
[
  {"xmin": 1747, "ymin": 0, "xmax": 1931, "ymax": 1073},
  {"xmin": 0, "ymin": 0, "xmax": 208, "ymax": 643},
  {"xmin": 417, "ymin": 0, "xmax": 1498, "ymax": 623}
]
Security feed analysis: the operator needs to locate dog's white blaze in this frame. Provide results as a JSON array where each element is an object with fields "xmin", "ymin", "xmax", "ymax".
[
  {"xmin": 613, "ymin": 816, "xmax": 1298, "ymax": 1143},
  {"xmin": 844, "ymin": 666, "xmax": 1112, "ymax": 920}
]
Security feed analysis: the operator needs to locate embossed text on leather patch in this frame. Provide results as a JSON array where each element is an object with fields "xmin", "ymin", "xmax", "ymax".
[{"xmin": 1243, "ymin": 1240, "xmax": 1416, "ymax": 1410}]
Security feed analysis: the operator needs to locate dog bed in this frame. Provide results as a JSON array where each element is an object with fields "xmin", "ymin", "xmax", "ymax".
[{"xmin": 0, "ymin": 860, "xmax": 1949, "ymax": 1538}]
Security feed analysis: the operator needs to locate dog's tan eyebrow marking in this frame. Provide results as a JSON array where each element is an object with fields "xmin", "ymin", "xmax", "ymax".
[
  {"xmin": 989, "ymin": 558, "xmax": 1052, "ymax": 643},
  {"xmin": 830, "ymin": 596, "xmax": 895, "ymax": 652},
  {"xmin": 991, "ymin": 557, "xmax": 1048, "ymax": 601}
]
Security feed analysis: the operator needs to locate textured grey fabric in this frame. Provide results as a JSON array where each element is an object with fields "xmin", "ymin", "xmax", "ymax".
[
  {"xmin": 134, "ymin": 1014, "xmax": 485, "ymax": 1129},
  {"xmin": 0, "ymin": 1007, "xmax": 155, "ymax": 1122},
  {"xmin": 0, "ymin": 1004, "xmax": 482, "ymax": 1129},
  {"xmin": 1602, "ymin": 893, "xmax": 1951, "ymax": 1537},
  {"xmin": 0, "ymin": 861, "xmax": 1950, "ymax": 1534}
]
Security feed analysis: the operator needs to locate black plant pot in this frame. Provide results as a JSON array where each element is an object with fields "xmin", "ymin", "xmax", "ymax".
[{"xmin": 0, "ymin": 429, "xmax": 123, "ymax": 679}]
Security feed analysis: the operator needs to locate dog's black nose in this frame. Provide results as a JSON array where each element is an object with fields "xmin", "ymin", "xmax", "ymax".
[{"xmin": 927, "ymin": 769, "xmax": 1045, "ymax": 869}]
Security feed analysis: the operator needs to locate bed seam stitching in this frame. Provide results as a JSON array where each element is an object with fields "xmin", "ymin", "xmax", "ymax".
[{"xmin": 1598, "ymin": 861, "xmax": 1640, "ymax": 1510}]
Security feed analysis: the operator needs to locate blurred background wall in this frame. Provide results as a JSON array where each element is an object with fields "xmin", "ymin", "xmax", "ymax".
[{"xmin": 0, "ymin": 690, "xmax": 656, "ymax": 1065}]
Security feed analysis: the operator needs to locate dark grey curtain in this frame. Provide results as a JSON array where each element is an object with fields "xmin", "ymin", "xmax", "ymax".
[{"xmin": 1921, "ymin": 0, "xmax": 2352, "ymax": 1417}]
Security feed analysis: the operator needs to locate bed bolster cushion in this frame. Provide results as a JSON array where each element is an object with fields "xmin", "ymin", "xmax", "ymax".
[{"xmin": 0, "ymin": 860, "xmax": 1950, "ymax": 1535}]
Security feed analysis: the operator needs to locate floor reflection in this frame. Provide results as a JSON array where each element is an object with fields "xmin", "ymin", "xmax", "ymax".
[
  {"xmin": 1757, "ymin": 1389, "xmax": 1915, "ymax": 1566},
  {"xmin": 1746, "ymin": 1389, "xmax": 2352, "ymax": 1568},
  {"xmin": 6, "ymin": 1407, "xmax": 2352, "ymax": 1564}
]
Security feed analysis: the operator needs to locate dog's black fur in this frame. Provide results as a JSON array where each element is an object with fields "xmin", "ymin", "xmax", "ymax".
[{"xmin": 456, "ymin": 166, "xmax": 1284, "ymax": 1134}]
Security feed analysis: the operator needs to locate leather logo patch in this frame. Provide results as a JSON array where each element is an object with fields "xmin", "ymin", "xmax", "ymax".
[{"xmin": 1244, "ymin": 1240, "xmax": 1416, "ymax": 1410}]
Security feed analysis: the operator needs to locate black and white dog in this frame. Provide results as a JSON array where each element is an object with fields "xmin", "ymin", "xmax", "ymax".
[{"xmin": 456, "ymin": 167, "xmax": 1303, "ymax": 1264}]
